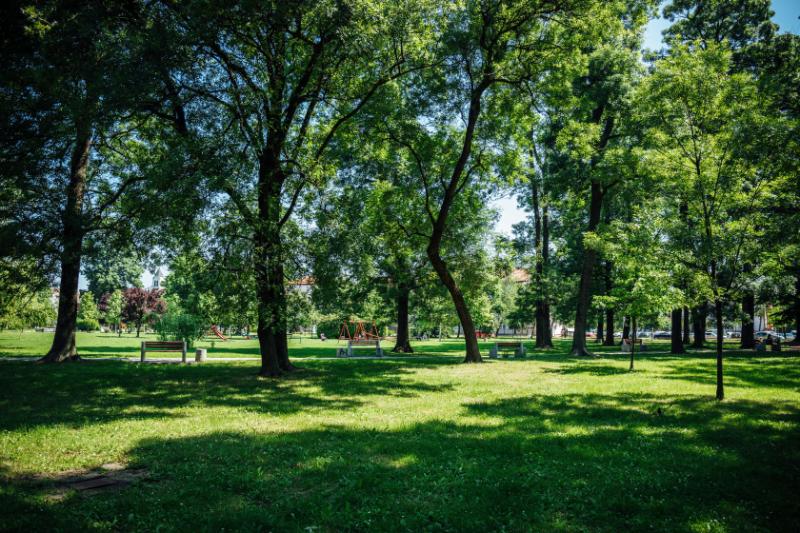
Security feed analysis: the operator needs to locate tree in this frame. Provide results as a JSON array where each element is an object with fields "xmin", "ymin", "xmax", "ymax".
[
  {"xmin": 286, "ymin": 290, "xmax": 316, "ymax": 334},
  {"xmin": 662, "ymin": 0, "xmax": 777, "ymax": 61},
  {"xmin": 77, "ymin": 292, "xmax": 99, "ymax": 331},
  {"xmin": 0, "ymin": 3, "xmax": 60, "ymax": 325},
  {"xmin": 164, "ymin": 210, "xmax": 259, "ymax": 335},
  {"xmin": 122, "ymin": 288, "xmax": 166, "ymax": 337},
  {"xmin": 83, "ymin": 237, "xmax": 143, "ymax": 299},
  {"xmin": 155, "ymin": 296, "xmax": 206, "ymax": 348},
  {"xmin": 166, "ymin": 0, "xmax": 429, "ymax": 376},
  {"xmin": 1, "ymin": 1, "xmax": 186, "ymax": 362},
  {"xmin": 746, "ymin": 33, "xmax": 800, "ymax": 345},
  {"xmin": 379, "ymin": 0, "xmax": 611, "ymax": 362},
  {"xmin": 596, "ymin": 217, "xmax": 680, "ymax": 371},
  {"xmin": 560, "ymin": 29, "xmax": 647, "ymax": 356},
  {"xmin": 662, "ymin": 0, "xmax": 782, "ymax": 353},
  {"xmin": 0, "ymin": 289, "xmax": 56, "ymax": 331},
  {"xmin": 638, "ymin": 41, "xmax": 775, "ymax": 400},
  {"xmin": 102, "ymin": 289, "xmax": 124, "ymax": 337},
  {"xmin": 513, "ymin": 119, "xmax": 556, "ymax": 348}
]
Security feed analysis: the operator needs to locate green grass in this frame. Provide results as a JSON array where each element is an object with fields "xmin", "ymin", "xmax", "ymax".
[
  {"xmin": 0, "ymin": 332, "xmax": 798, "ymax": 532},
  {"xmin": 0, "ymin": 330, "xmax": 748, "ymax": 360}
]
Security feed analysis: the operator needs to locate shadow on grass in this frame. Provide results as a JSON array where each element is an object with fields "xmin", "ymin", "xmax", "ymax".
[
  {"xmin": 656, "ymin": 355, "xmax": 800, "ymax": 391},
  {"xmin": 2, "ymin": 393, "xmax": 798, "ymax": 532},
  {"xmin": 0, "ymin": 359, "xmax": 456, "ymax": 432}
]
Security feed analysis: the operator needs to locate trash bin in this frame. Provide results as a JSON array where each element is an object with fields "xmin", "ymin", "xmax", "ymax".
[{"xmin": 195, "ymin": 348, "xmax": 207, "ymax": 362}]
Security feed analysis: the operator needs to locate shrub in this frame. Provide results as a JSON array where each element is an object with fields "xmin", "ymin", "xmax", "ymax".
[
  {"xmin": 77, "ymin": 318, "xmax": 100, "ymax": 331},
  {"xmin": 155, "ymin": 311, "xmax": 206, "ymax": 348},
  {"xmin": 316, "ymin": 318, "xmax": 344, "ymax": 339},
  {"xmin": 78, "ymin": 292, "xmax": 99, "ymax": 322}
]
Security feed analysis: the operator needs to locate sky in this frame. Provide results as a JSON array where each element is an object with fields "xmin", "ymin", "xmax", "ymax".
[{"xmin": 490, "ymin": 0, "xmax": 800, "ymax": 238}]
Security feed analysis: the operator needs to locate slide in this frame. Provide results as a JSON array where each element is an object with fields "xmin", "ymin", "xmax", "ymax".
[{"xmin": 210, "ymin": 325, "xmax": 228, "ymax": 341}]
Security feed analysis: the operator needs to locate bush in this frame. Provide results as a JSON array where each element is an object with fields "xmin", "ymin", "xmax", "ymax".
[
  {"xmin": 316, "ymin": 318, "xmax": 344, "ymax": 339},
  {"xmin": 155, "ymin": 311, "xmax": 206, "ymax": 348},
  {"xmin": 77, "ymin": 318, "xmax": 100, "ymax": 331},
  {"xmin": 316, "ymin": 317, "xmax": 390, "ymax": 340}
]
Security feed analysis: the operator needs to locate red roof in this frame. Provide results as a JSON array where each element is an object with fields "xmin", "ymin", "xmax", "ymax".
[
  {"xmin": 509, "ymin": 268, "xmax": 530, "ymax": 283},
  {"xmin": 289, "ymin": 276, "xmax": 315, "ymax": 286}
]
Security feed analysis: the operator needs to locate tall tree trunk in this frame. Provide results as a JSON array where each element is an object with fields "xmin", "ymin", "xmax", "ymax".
[
  {"xmin": 536, "ymin": 205, "xmax": 553, "ymax": 348},
  {"xmin": 274, "ymin": 259, "xmax": 294, "ymax": 372},
  {"xmin": 256, "ymin": 309, "xmax": 281, "ymax": 377},
  {"xmin": 596, "ymin": 316, "xmax": 604, "ymax": 344},
  {"xmin": 741, "ymin": 291, "xmax": 755, "ymax": 349},
  {"xmin": 544, "ymin": 304, "xmax": 553, "ymax": 346},
  {"xmin": 677, "ymin": 201, "xmax": 690, "ymax": 349},
  {"xmin": 532, "ymin": 186, "xmax": 552, "ymax": 348},
  {"xmin": 428, "ymin": 251, "xmax": 481, "ymax": 362},
  {"xmin": 714, "ymin": 298, "xmax": 725, "ymax": 400},
  {"xmin": 571, "ymin": 181, "xmax": 604, "ymax": 356},
  {"xmin": 255, "ymin": 152, "xmax": 288, "ymax": 377},
  {"xmin": 670, "ymin": 308, "xmax": 684, "ymax": 354},
  {"xmin": 683, "ymin": 306, "xmax": 690, "ymax": 344},
  {"xmin": 629, "ymin": 316, "xmax": 637, "ymax": 371},
  {"xmin": 392, "ymin": 285, "xmax": 413, "ymax": 353},
  {"xmin": 692, "ymin": 303, "xmax": 707, "ymax": 348},
  {"xmin": 425, "ymin": 81, "xmax": 490, "ymax": 364},
  {"xmin": 604, "ymin": 309, "xmax": 615, "ymax": 345},
  {"xmin": 603, "ymin": 262, "xmax": 615, "ymax": 345},
  {"xmin": 791, "ymin": 271, "xmax": 800, "ymax": 346},
  {"xmin": 571, "ymin": 112, "xmax": 614, "ymax": 356},
  {"xmin": 41, "ymin": 125, "xmax": 92, "ymax": 363}
]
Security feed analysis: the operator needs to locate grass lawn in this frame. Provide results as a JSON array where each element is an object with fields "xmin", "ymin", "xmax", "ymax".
[
  {"xmin": 0, "ymin": 332, "xmax": 798, "ymax": 532},
  {"xmin": 0, "ymin": 330, "xmax": 749, "ymax": 360}
]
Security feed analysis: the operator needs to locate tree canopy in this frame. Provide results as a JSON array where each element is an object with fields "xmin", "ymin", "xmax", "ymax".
[{"xmin": 1, "ymin": 0, "xmax": 798, "ymax": 400}]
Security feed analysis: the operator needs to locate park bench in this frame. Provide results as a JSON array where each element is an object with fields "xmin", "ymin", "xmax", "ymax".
[
  {"xmin": 621, "ymin": 338, "xmax": 644, "ymax": 352},
  {"xmin": 140, "ymin": 340, "xmax": 187, "ymax": 363},
  {"xmin": 489, "ymin": 341, "xmax": 525, "ymax": 359},
  {"xmin": 337, "ymin": 339, "xmax": 384, "ymax": 358}
]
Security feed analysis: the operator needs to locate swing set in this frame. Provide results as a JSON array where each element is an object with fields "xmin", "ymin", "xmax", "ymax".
[{"xmin": 338, "ymin": 319, "xmax": 381, "ymax": 341}]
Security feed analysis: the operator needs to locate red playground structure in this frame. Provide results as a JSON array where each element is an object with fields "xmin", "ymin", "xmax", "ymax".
[
  {"xmin": 338, "ymin": 319, "xmax": 380, "ymax": 341},
  {"xmin": 210, "ymin": 325, "xmax": 228, "ymax": 341}
]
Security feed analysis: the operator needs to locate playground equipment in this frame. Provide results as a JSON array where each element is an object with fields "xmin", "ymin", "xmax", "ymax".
[
  {"xmin": 338, "ymin": 319, "xmax": 381, "ymax": 342},
  {"xmin": 210, "ymin": 325, "xmax": 228, "ymax": 341},
  {"xmin": 337, "ymin": 338, "xmax": 384, "ymax": 357}
]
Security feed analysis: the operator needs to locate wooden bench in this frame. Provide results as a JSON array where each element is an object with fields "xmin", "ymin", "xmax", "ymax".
[
  {"xmin": 489, "ymin": 341, "xmax": 525, "ymax": 359},
  {"xmin": 337, "ymin": 339, "xmax": 383, "ymax": 358},
  {"xmin": 140, "ymin": 341, "xmax": 187, "ymax": 363}
]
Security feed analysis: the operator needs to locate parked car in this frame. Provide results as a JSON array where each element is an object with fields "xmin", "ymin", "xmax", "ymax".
[
  {"xmin": 729, "ymin": 331, "xmax": 741, "ymax": 338},
  {"xmin": 755, "ymin": 331, "xmax": 786, "ymax": 340},
  {"xmin": 651, "ymin": 331, "xmax": 671, "ymax": 339}
]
